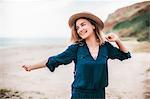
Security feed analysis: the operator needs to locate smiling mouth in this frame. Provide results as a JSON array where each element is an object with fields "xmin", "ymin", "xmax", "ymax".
[{"xmin": 80, "ymin": 30, "xmax": 87, "ymax": 35}]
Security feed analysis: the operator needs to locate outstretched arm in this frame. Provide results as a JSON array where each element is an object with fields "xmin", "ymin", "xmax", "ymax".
[
  {"xmin": 22, "ymin": 43, "xmax": 78, "ymax": 72},
  {"xmin": 22, "ymin": 60, "xmax": 48, "ymax": 72}
]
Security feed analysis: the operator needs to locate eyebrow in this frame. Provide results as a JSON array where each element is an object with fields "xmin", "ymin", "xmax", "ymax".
[{"xmin": 80, "ymin": 22, "xmax": 86, "ymax": 25}]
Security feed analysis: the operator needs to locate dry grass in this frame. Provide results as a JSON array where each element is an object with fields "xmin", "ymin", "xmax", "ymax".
[
  {"xmin": 132, "ymin": 41, "xmax": 150, "ymax": 53},
  {"xmin": 0, "ymin": 88, "xmax": 47, "ymax": 99}
]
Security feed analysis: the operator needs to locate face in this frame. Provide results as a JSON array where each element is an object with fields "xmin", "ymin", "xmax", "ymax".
[{"xmin": 75, "ymin": 18, "xmax": 95, "ymax": 40}]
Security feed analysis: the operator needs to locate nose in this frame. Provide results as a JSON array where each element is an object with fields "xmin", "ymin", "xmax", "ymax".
[{"xmin": 78, "ymin": 26, "xmax": 83, "ymax": 34}]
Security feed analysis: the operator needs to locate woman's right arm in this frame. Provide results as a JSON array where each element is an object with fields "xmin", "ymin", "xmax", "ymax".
[
  {"xmin": 22, "ymin": 59, "xmax": 48, "ymax": 72},
  {"xmin": 22, "ymin": 43, "xmax": 78, "ymax": 72}
]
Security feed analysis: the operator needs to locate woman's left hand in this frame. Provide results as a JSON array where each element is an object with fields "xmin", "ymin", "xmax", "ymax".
[{"xmin": 105, "ymin": 33, "xmax": 120, "ymax": 42}]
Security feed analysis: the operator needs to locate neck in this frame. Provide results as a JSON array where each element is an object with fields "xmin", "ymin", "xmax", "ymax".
[{"xmin": 85, "ymin": 34, "xmax": 99, "ymax": 47}]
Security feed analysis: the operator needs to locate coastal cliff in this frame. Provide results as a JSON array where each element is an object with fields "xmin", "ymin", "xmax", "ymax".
[{"xmin": 104, "ymin": 1, "xmax": 150, "ymax": 41}]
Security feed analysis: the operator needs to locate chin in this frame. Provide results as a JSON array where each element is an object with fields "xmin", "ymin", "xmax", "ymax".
[
  {"xmin": 80, "ymin": 35, "xmax": 88, "ymax": 39},
  {"xmin": 81, "ymin": 37, "xmax": 86, "ymax": 40}
]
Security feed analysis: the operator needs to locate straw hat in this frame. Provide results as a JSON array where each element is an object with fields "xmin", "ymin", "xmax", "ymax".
[{"xmin": 68, "ymin": 11, "xmax": 104, "ymax": 30}]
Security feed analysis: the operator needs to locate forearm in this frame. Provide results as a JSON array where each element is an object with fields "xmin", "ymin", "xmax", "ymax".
[
  {"xmin": 30, "ymin": 60, "xmax": 48, "ymax": 70},
  {"xmin": 115, "ymin": 39, "xmax": 129, "ymax": 53}
]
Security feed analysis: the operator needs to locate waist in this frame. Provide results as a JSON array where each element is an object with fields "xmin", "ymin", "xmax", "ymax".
[{"xmin": 72, "ymin": 87, "xmax": 105, "ymax": 93}]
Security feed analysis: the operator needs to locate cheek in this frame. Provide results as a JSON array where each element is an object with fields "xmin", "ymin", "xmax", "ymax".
[
  {"xmin": 76, "ymin": 31, "xmax": 80, "ymax": 36},
  {"xmin": 77, "ymin": 29, "xmax": 80, "ymax": 33},
  {"xmin": 76, "ymin": 31, "xmax": 81, "ymax": 37},
  {"xmin": 87, "ymin": 27, "xmax": 94, "ymax": 33}
]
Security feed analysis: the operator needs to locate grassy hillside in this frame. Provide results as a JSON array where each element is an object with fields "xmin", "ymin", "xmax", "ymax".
[
  {"xmin": 113, "ymin": 13, "xmax": 150, "ymax": 41},
  {"xmin": 104, "ymin": 1, "xmax": 150, "ymax": 42}
]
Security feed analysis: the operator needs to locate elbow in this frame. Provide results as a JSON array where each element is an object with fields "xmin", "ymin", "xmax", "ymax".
[{"xmin": 120, "ymin": 52, "xmax": 131, "ymax": 61}]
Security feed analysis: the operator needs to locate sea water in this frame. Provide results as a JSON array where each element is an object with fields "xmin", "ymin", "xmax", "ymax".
[{"xmin": 0, "ymin": 37, "xmax": 68, "ymax": 49}]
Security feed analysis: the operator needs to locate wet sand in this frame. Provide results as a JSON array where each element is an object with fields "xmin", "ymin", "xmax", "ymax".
[{"xmin": 0, "ymin": 40, "xmax": 150, "ymax": 99}]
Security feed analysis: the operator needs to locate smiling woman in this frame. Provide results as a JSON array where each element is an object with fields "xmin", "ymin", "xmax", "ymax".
[{"xmin": 22, "ymin": 11, "xmax": 131, "ymax": 99}]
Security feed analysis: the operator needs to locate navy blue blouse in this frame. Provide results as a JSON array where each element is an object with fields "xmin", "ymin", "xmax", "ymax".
[{"xmin": 46, "ymin": 41, "xmax": 131, "ymax": 90}]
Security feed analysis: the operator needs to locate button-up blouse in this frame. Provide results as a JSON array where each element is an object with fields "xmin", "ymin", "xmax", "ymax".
[{"xmin": 46, "ymin": 41, "xmax": 131, "ymax": 90}]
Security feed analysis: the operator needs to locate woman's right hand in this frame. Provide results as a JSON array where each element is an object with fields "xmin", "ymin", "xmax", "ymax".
[{"xmin": 22, "ymin": 65, "xmax": 32, "ymax": 72}]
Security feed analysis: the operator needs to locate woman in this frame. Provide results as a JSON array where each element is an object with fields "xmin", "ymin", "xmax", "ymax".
[{"xmin": 22, "ymin": 12, "xmax": 131, "ymax": 99}]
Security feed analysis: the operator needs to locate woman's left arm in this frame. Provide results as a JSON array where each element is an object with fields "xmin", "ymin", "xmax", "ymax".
[
  {"xmin": 105, "ymin": 33, "xmax": 129, "ymax": 53},
  {"xmin": 115, "ymin": 39, "xmax": 128, "ymax": 53},
  {"xmin": 105, "ymin": 33, "xmax": 131, "ymax": 61}
]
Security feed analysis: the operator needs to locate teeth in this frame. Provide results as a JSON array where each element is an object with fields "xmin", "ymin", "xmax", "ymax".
[
  {"xmin": 80, "ymin": 30, "xmax": 87, "ymax": 36},
  {"xmin": 83, "ymin": 31, "xmax": 87, "ymax": 34}
]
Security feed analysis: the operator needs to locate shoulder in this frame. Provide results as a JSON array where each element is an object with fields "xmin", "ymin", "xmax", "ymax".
[
  {"xmin": 69, "ymin": 40, "xmax": 86, "ymax": 47},
  {"xmin": 67, "ymin": 41, "xmax": 86, "ymax": 51},
  {"xmin": 103, "ymin": 41, "xmax": 114, "ymax": 48},
  {"xmin": 67, "ymin": 43, "xmax": 79, "ymax": 51},
  {"xmin": 104, "ymin": 41, "xmax": 111, "ymax": 46},
  {"xmin": 69, "ymin": 43, "xmax": 78, "ymax": 48}
]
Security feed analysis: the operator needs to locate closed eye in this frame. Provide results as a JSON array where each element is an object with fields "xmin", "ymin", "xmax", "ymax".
[
  {"xmin": 81, "ymin": 22, "xmax": 86, "ymax": 26},
  {"xmin": 76, "ymin": 22, "xmax": 86, "ymax": 30}
]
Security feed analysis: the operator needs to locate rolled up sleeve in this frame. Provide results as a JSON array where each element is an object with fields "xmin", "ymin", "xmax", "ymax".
[
  {"xmin": 46, "ymin": 44, "xmax": 78, "ymax": 72},
  {"xmin": 106, "ymin": 42, "xmax": 131, "ymax": 61}
]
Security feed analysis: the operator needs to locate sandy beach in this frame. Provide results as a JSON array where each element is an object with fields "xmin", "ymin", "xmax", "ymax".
[{"xmin": 0, "ymin": 39, "xmax": 150, "ymax": 99}]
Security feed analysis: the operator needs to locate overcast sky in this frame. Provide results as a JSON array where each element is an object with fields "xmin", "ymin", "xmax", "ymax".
[{"xmin": 0, "ymin": 0, "xmax": 143, "ymax": 38}]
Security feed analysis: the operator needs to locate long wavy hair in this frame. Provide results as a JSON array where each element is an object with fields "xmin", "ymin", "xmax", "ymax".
[{"xmin": 70, "ymin": 17, "xmax": 105, "ymax": 45}]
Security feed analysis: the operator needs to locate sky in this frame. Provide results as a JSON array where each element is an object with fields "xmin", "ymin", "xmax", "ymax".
[{"xmin": 0, "ymin": 0, "xmax": 144, "ymax": 39}]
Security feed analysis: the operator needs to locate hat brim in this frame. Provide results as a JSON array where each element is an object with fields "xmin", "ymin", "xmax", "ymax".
[{"xmin": 68, "ymin": 12, "xmax": 104, "ymax": 30}]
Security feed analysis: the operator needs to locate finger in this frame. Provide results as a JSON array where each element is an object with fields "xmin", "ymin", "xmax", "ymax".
[
  {"xmin": 108, "ymin": 36, "xmax": 112, "ymax": 39},
  {"xmin": 22, "ymin": 65, "xmax": 27, "ymax": 69},
  {"xmin": 105, "ymin": 36, "xmax": 109, "ymax": 40},
  {"xmin": 22, "ymin": 66, "xmax": 28, "ymax": 71},
  {"xmin": 22, "ymin": 65, "xmax": 28, "ymax": 69},
  {"xmin": 105, "ymin": 36, "xmax": 112, "ymax": 40},
  {"xmin": 22, "ymin": 65, "xmax": 25, "ymax": 68},
  {"xmin": 104, "ymin": 37, "xmax": 108, "ymax": 41}
]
